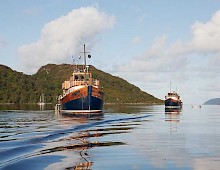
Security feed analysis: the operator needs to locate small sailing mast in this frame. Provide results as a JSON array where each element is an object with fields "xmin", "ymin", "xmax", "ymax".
[
  {"xmin": 38, "ymin": 93, "xmax": 45, "ymax": 105},
  {"xmin": 39, "ymin": 93, "xmax": 44, "ymax": 103}
]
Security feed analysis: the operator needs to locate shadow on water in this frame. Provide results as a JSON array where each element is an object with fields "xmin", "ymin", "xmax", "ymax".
[
  {"xmin": 0, "ymin": 106, "xmax": 152, "ymax": 170},
  {"xmin": 0, "ymin": 103, "xmax": 55, "ymax": 111}
]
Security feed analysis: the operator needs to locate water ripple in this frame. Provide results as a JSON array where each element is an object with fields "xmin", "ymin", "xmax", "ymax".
[{"xmin": 0, "ymin": 114, "xmax": 152, "ymax": 169}]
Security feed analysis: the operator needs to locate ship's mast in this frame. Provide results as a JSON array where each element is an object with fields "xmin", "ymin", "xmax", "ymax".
[
  {"xmin": 82, "ymin": 44, "xmax": 90, "ymax": 72},
  {"xmin": 83, "ymin": 44, "xmax": 86, "ymax": 72},
  {"xmin": 170, "ymin": 82, "xmax": 172, "ymax": 93}
]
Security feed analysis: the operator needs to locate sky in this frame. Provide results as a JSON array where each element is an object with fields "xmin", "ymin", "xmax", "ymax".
[{"xmin": 1, "ymin": 0, "xmax": 220, "ymax": 104}]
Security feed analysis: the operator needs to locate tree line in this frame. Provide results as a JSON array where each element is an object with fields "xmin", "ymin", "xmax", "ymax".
[{"xmin": 0, "ymin": 64, "xmax": 163, "ymax": 104}]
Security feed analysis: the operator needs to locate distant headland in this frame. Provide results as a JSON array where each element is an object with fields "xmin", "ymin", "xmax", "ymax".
[{"xmin": 203, "ymin": 98, "xmax": 220, "ymax": 105}]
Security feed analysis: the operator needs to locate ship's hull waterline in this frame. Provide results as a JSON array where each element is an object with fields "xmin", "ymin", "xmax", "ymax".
[
  {"xmin": 165, "ymin": 98, "xmax": 182, "ymax": 108},
  {"xmin": 60, "ymin": 85, "xmax": 104, "ymax": 111}
]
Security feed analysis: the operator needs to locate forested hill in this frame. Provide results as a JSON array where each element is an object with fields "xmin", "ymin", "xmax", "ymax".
[{"xmin": 0, "ymin": 64, "xmax": 163, "ymax": 104}]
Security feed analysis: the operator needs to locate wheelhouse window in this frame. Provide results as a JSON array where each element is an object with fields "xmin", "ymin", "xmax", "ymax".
[{"xmin": 73, "ymin": 73, "xmax": 91, "ymax": 81}]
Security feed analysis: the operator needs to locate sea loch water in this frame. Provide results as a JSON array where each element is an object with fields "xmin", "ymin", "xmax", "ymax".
[{"xmin": 0, "ymin": 104, "xmax": 220, "ymax": 170}]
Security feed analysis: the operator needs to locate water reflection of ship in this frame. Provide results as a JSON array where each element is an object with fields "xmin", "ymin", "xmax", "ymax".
[
  {"xmin": 165, "ymin": 107, "xmax": 182, "ymax": 114},
  {"xmin": 62, "ymin": 132, "xmax": 94, "ymax": 170},
  {"xmin": 61, "ymin": 110, "xmax": 104, "ymax": 118},
  {"xmin": 66, "ymin": 132, "xmax": 123, "ymax": 170},
  {"xmin": 165, "ymin": 108, "xmax": 182, "ymax": 133},
  {"xmin": 57, "ymin": 117, "xmax": 99, "ymax": 170},
  {"xmin": 55, "ymin": 116, "xmax": 125, "ymax": 169}
]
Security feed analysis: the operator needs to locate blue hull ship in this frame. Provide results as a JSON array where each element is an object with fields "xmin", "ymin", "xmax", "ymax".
[
  {"xmin": 165, "ymin": 86, "xmax": 182, "ymax": 109},
  {"xmin": 165, "ymin": 98, "xmax": 182, "ymax": 108},
  {"xmin": 59, "ymin": 45, "xmax": 104, "ymax": 113},
  {"xmin": 61, "ymin": 86, "xmax": 104, "ymax": 111}
]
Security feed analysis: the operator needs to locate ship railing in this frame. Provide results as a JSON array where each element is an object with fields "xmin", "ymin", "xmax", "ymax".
[
  {"xmin": 62, "ymin": 79, "xmax": 100, "ymax": 90},
  {"xmin": 70, "ymin": 80, "xmax": 92, "ymax": 87},
  {"xmin": 70, "ymin": 79, "xmax": 100, "ymax": 87}
]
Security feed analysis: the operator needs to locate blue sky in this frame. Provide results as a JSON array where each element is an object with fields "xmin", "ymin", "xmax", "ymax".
[{"xmin": 1, "ymin": 0, "xmax": 220, "ymax": 104}]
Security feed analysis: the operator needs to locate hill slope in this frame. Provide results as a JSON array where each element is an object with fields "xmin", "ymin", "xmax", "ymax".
[
  {"xmin": 0, "ymin": 65, "xmax": 36, "ymax": 103},
  {"xmin": 203, "ymin": 98, "xmax": 220, "ymax": 105},
  {"xmin": 0, "ymin": 64, "xmax": 163, "ymax": 104}
]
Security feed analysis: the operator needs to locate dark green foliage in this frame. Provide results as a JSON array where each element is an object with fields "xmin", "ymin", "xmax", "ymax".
[{"xmin": 0, "ymin": 64, "xmax": 163, "ymax": 104}]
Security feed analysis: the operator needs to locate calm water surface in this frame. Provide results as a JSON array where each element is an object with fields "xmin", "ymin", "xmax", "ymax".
[{"xmin": 0, "ymin": 104, "xmax": 220, "ymax": 170}]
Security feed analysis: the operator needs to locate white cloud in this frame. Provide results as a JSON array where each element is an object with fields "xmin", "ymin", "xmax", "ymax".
[
  {"xmin": 116, "ymin": 10, "xmax": 220, "ymax": 74},
  {"xmin": 18, "ymin": 7, "xmax": 115, "ymax": 74},
  {"xmin": 190, "ymin": 10, "xmax": 220, "ymax": 73},
  {"xmin": 116, "ymin": 35, "xmax": 189, "ymax": 74},
  {"xmin": 191, "ymin": 10, "xmax": 220, "ymax": 53}
]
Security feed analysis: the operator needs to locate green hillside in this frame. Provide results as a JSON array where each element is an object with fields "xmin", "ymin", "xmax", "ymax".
[{"xmin": 0, "ymin": 64, "xmax": 163, "ymax": 104}]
